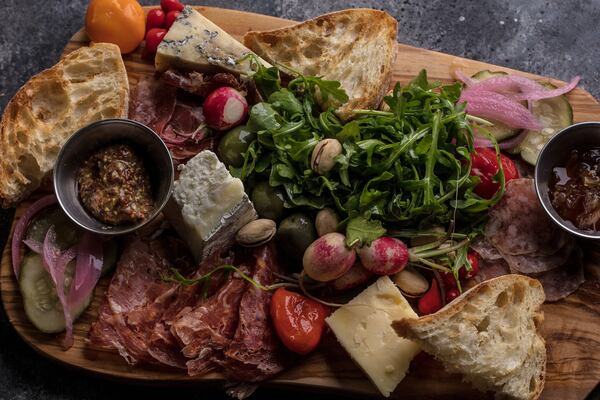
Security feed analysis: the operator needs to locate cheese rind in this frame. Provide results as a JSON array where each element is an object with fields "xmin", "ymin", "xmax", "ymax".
[
  {"xmin": 165, "ymin": 150, "xmax": 257, "ymax": 261},
  {"xmin": 326, "ymin": 276, "xmax": 421, "ymax": 397},
  {"xmin": 155, "ymin": 6, "xmax": 270, "ymax": 75}
]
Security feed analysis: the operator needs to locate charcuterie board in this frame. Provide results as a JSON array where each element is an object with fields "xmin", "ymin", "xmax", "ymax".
[{"xmin": 2, "ymin": 6, "xmax": 600, "ymax": 400}]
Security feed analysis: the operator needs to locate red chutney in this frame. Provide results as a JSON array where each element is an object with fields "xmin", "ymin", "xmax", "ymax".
[
  {"xmin": 549, "ymin": 147, "xmax": 600, "ymax": 231},
  {"xmin": 77, "ymin": 144, "xmax": 154, "ymax": 225}
]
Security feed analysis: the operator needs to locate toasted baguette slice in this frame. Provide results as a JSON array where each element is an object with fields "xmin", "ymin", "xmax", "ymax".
[
  {"xmin": 243, "ymin": 9, "xmax": 397, "ymax": 120},
  {"xmin": 0, "ymin": 42, "xmax": 129, "ymax": 207},
  {"xmin": 393, "ymin": 275, "xmax": 546, "ymax": 400}
]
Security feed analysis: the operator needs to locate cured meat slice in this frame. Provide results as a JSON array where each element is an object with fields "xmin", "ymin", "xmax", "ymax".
[
  {"xmin": 485, "ymin": 179, "xmax": 569, "ymax": 256},
  {"xmin": 128, "ymin": 77, "xmax": 177, "ymax": 135},
  {"xmin": 503, "ymin": 237, "xmax": 576, "ymax": 274},
  {"xmin": 220, "ymin": 245, "xmax": 288, "ymax": 383},
  {"xmin": 471, "ymin": 236, "xmax": 503, "ymax": 261},
  {"xmin": 162, "ymin": 70, "xmax": 245, "ymax": 98},
  {"xmin": 171, "ymin": 266, "xmax": 250, "ymax": 376},
  {"xmin": 88, "ymin": 237, "xmax": 196, "ymax": 366},
  {"xmin": 530, "ymin": 247, "xmax": 585, "ymax": 301},
  {"xmin": 472, "ymin": 259, "xmax": 511, "ymax": 284}
]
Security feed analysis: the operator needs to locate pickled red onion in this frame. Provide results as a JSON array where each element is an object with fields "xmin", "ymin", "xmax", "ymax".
[
  {"xmin": 11, "ymin": 194, "xmax": 57, "ymax": 279},
  {"xmin": 473, "ymin": 129, "xmax": 529, "ymax": 150},
  {"xmin": 69, "ymin": 232, "xmax": 103, "ymax": 309},
  {"xmin": 459, "ymin": 89, "xmax": 542, "ymax": 130}
]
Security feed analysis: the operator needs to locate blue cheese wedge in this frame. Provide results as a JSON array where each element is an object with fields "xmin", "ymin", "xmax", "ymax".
[
  {"xmin": 326, "ymin": 276, "xmax": 421, "ymax": 397},
  {"xmin": 155, "ymin": 6, "xmax": 270, "ymax": 75},
  {"xmin": 164, "ymin": 150, "xmax": 257, "ymax": 261}
]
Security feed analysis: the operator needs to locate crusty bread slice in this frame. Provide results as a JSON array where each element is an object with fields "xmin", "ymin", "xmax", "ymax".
[
  {"xmin": 243, "ymin": 9, "xmax": 397, "ymax": 120},
  {"xmin": 393, "ymin": 275, "xmax": 546, "ymax": 400},
  {"xmin": 0, "ymin": 42, "xmax": 129, "ymax": 207}
]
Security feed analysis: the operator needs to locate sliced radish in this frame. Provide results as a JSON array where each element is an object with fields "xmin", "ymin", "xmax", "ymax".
[{"xmin": 203, "ymin": 87, "xmax": 248, "ymax": 131}]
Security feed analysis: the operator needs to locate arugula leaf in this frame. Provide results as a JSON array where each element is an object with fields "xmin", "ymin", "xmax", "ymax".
[
  {"xmin": 246, "ymin": 103, "xmax": 281, "ymax": 132},
  {"xmin": 253, "ymin": 65, "xmax": 281, "ymax": 98},
  {"xmin": 268, "ymin": 89, "xmax": 303, "ymax": 115},
  {"xmin": 345, "ymin": 215, "xmax": 386, "ymax": 247}
]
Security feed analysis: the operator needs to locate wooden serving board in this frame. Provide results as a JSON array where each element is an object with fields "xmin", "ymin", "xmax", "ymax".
[{"xmin": 2, "ymin": 6, "xmax": 600, "ymax": 399}]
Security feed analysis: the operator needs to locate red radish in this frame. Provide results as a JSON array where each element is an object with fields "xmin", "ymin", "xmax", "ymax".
[
  {"xmin": 203, "ymin": 87, "xmax": 249, "ymax": 131},
  {"xmin": 303, "ymin": 233, "xmax": 355, "ymax": 282},
  {"xmin": 143, "ymin": 28, "xmax": 167, "ymax": 59},
  {"xmin": 146, "ymin": 9, "xmax": 166, "ymax": 31},
  {"xmin": 331, "ymin": 261, "xmax": 372, "ymax": 291},
  {"xmin": 445, "ymin": 288, "xmax": 460, "ymax": 303},
  {"xmin": 418, "ymin": 279, "xmax": 442, "ymax": 315},
  {"xmin": 165, "ymin": 10, "xmax": 180, "ymax": 29},
  {"xmin": 161, "ymin": 0, "xmax": 184, "ymax": 13},
  {"xmin": 357, "ymin": 236, "xmax": 408, "ymax": 275},
  {"xmin": 459, "ymin": 251, "xmax": 480, "ymax": 280}
]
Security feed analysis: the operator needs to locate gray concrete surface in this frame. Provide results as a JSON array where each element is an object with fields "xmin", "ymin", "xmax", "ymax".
[{"xmin": 0, "ymin": 0, "xmax": 599, "ymax": 399}]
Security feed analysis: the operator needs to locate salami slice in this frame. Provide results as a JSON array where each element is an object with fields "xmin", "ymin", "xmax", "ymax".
[
  {"xmin": 503, "ymin": 237, "xmax": 576, "ymax": 274},
  {"xmin": 531, "ymin": 247, "xmax": 585, "ymax": 301},
  {"xmin": 485, "ymin": 179, "xmax": 569, "ymax": 256},
  {"xmin": 471, "ymin": 259, "xmax": 510, "ymax": 284},
  {"xmin": 471, "ymin": 236, "xmax": 503, "ymax": 261}
]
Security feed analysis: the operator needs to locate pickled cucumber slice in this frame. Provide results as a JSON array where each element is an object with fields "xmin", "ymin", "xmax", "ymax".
[
  {"xmin": 470, "ymin": 70, "xmax": 522, "ymax": 141},
  {"xmin": 517, "ymin": 83, "xmax": 573, "ymax": 165},
  {"xmin": 19, "ymin": 254, "xmax": 92, "ymax": 333}
]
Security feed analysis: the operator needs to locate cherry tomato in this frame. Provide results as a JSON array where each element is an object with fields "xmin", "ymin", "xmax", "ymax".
[
  {"xmin": 165, "ymin": 10, "xmax": 180, "ymax": 29},
  {"xmin": 161, "ymin": 0, "xmax": 184, "ymax": 12},
  {"xmin": 270, "ymin": 288, "xmax": 329, "ymax": 355},
  {"xmin": 441, "ymin": 271, "xmax": 458, "ymax": 289},
  {"xmin": 418, "ymin": 279, "xmax": 442, "ymax": 315},
  {"xmin": 459, "ymin": 251, "xmax": 480, "ymax": 280},
  {"xmin": 470, "ymin": 147, "xmax": 519, "ymax": 199},
  {"xmin": 146, "ymin": 9, "xmax": 166, "ymax": 31},
  {"xmin": 143, "ymin": 28, "xmax": 167, "ymax": 59},
  {"xmin": 446, "ymin": 288, "xmax": 460, "ymax": 303}
]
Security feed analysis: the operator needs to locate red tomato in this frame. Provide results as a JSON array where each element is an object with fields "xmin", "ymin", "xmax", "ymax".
[
  {"xmin": 460, "ymin": 251, "xmax": 480, "ymax": 280},
  {"xmin": 470, "ymin": 147, "xmax": 519, "ymax": 199},
  {"xmin": 418, "ymin": 279, "xmax": 442, "ymax": 315},
  {"xmin": 270, "ymin": 288, "xmax": 329, "ymax": 355},
  {"xmin": 146, "ymin": 9, "xmax": 165, "ymax": 31},
  {"xmin": 446, "ymin": 288, "xmax": 460, "ymax": 303},
  {"xmin": 165, "ymin": 10, "xmax": 180, "ymax": 29},
  {"xmin": 143, "ymin": 28, "xmax": 167, "ymax": 59},
  {"xmin": 161, "ymin": 0, "xmax": 184, "ymax": 12}
]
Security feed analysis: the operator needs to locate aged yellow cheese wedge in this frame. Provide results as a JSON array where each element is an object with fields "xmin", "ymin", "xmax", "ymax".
[{"xmin": 326, "ymin": 276, "xmax": 421, "ymax": 397}]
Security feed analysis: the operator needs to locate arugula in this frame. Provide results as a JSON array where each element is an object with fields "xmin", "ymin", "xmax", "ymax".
[{"xmin": 237, "ymin": 68, "xmax": 504, "ymax": 232}]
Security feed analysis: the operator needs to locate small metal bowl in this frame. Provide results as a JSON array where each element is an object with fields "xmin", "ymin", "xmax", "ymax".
[
  {"xmin": 54, "ymin": 119, "xmax": 174, "ymax": 236},
  {"xmin": 535, "ymin": 121, "xmax": 600, "ymax": 240}
]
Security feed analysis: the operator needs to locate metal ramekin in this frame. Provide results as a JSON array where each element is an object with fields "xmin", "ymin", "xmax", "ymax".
[
  {"xmin": 534, "ymin": 121, "xmax": 600, "ymax": 240},
  {"xmin": 54, "ymin": 119, "xmax": 174, "ymax": 236}
]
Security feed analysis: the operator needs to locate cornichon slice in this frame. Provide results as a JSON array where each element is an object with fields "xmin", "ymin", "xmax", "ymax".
[
  {"xmin": 517, "ymin": 82, "xmax": 573, "ymax": 165},
  {"xmin": 19, "ymin": 254, "xmax": 92, "ymax": 333}
]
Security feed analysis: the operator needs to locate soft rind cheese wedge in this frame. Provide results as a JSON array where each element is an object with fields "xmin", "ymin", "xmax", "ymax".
[
  {"xmin": 155, "ymin": 6, "xmax": 270, "ymax": 75},
  {"xmin": 326, "ymin": 276, "xmax": 421, "ymax": 397},
  {"xmin": 164, "ymin": 150, "xmax": 257, "ymax": 261}
]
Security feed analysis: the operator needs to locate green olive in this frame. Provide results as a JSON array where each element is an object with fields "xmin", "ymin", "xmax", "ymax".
[
  {"xmin": 217, "ymin": 125, "xmax": 256, "ymax": 168},
  {"xmin": 251, "ymin": 181, "xmax": 286, "ymax": 221},
  {"xmin": 276, "ymin": 213, "xmax": 317, "ymax": 271}
]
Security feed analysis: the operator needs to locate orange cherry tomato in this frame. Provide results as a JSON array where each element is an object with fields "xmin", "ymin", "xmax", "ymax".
[
  {"xmin": 270, "ymin": 288, "xmax": 329, "ymax": 355},
  {"xmin": 85, "ymin": 0, "xmax": 146, "ymax": 54}
]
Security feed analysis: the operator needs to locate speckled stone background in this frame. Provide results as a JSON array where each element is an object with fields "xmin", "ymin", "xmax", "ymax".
[{"xmin": 1, "ymin": 0, "xmax": 599, "ymax": 399}]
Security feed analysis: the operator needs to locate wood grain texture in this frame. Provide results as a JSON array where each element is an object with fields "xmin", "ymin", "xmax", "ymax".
[{"xmin": 2, "ymin": 6, "xmax": 600, "ymax": 399}]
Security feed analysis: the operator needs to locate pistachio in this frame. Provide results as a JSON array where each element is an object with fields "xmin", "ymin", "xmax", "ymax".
[
  {"xmin": 392, "ymin": 266, "xmax": 429, "ymax": 296},
  {"xmin": 236, "ymin": 219, "xmax": 276, "ymax": 247},
  {"xmin": 315, "ymin": 208, "xmax": 340, "ymax": 237},
  {"xmin": 311, "ymin": 138, "xmax": 342, "ymax": 175}
]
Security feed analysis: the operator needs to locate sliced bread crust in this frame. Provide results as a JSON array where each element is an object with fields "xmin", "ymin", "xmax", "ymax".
[
  {"xmin": 393, "ymin": 274, "xmax": 546, "ymax": 400},
  {"xmin": 243, "ymin": 9, "xmax": 397, "ymax": 120},
  {"xmin": 0, "ymin": 42, "xmax": 129, "ymax": 207}
]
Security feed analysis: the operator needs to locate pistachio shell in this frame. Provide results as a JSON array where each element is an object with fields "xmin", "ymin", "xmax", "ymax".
[
  {"xmin": 392, "ymin": 266, "xmax": 429, "ymax": 296},
  {"xmin": 236, "ymin": 219, "xmax": 276, "ymax": 247},
  {"xmin": 311, "ymin": 138, "xmax": 342, "ymax": 175}
]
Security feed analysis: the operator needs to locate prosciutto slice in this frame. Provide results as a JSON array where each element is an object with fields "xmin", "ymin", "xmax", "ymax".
[
  {"xmin": 88, "ymin": 237, "xmax": 196, "ymax": 366},
  {"xmin": 219, "ymin": 245, "xmax": 289, "ymax": 383},
  {"xmin": 128, "ymin": 77, "xmax": 177, "ymax": 135}
]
